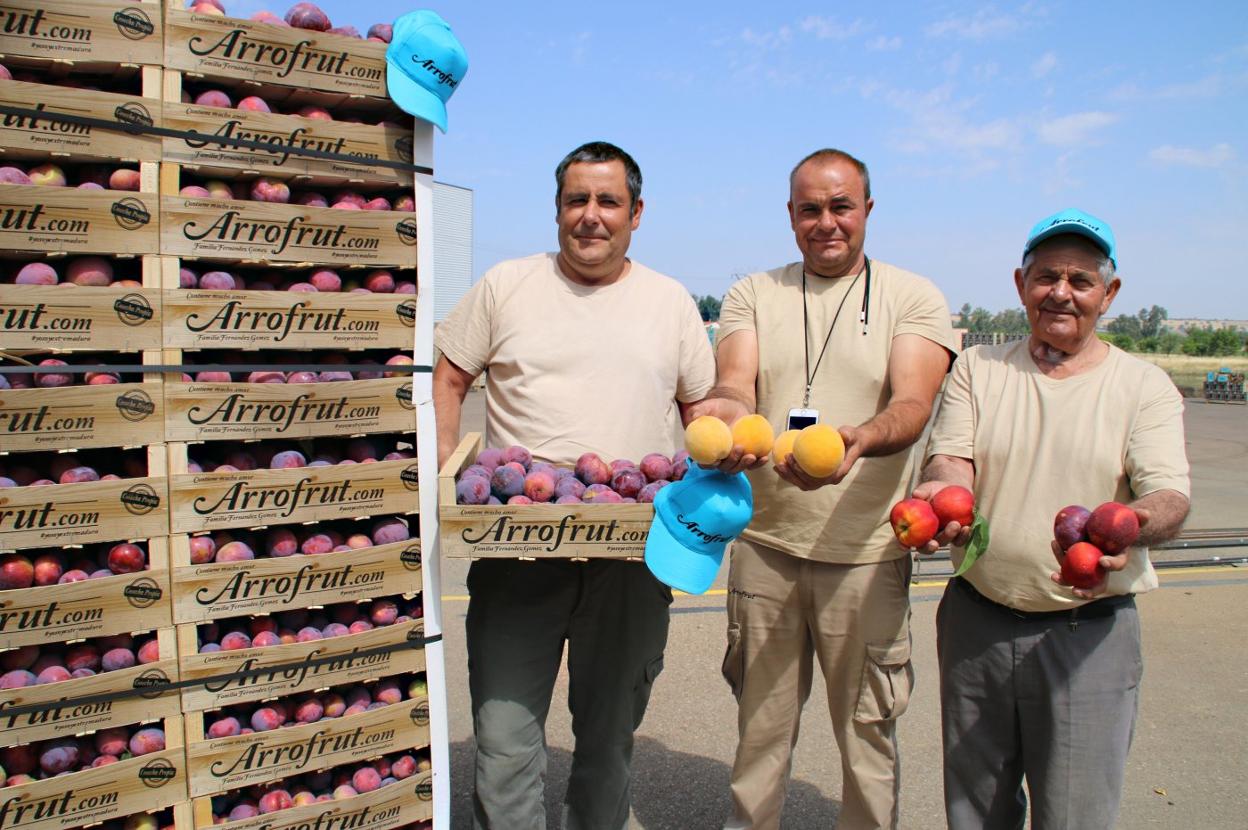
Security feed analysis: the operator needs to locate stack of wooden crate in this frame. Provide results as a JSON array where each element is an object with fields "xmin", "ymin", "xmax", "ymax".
[{"xmin": 2, "ymin": 0, "xmax": 439, "ymax": 826}]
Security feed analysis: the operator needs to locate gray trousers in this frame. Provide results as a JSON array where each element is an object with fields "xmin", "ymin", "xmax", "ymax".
[
  {"xmin": 466, "ymin": 558, "xmax": 672, "ymax": 830},
  {"xmin": 937, "ymin": 577, "xmax": 1142, "ymax": 830}
]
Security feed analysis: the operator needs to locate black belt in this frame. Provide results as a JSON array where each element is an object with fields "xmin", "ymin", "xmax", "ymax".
[{"xmin": 953, "ymin": 576, "xmax": 1134, "ymax": 621}]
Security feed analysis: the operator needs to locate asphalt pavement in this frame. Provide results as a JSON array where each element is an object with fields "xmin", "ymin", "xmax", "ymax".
[{"xmin": 435, "ymin": 393, "xmax": 1248, "ymax": 828}]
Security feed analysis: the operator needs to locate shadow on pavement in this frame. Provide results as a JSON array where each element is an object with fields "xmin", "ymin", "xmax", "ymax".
[{"xmin": 450, "ymin": 736, "xmax": 841, "ymax": 829}]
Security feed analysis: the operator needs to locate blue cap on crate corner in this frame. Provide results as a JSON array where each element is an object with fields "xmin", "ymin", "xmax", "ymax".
[
  {"xmin": 385, "ymin": 11, "xmax": 468, "ymax": 133},
  {"xmin": 644, "ymin": 465, "xmax": 753, "ymax": 595}
]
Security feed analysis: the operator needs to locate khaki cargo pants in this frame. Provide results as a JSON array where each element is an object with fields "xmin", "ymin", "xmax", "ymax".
[{"xmin": 722, "ymin": 539, "xmax": 914, "ymax": 830}]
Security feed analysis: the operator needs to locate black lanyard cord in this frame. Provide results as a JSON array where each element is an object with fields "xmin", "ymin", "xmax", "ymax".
[{"xmin": 801, "ymin": 257, "xmax": 870, "ymax": 408}]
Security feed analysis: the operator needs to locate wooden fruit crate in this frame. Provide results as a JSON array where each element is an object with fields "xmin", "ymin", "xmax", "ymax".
[
  {"xmin": 157, "ymin": 191, "xmax": 417, "ymax": 268},
  {"xmin": 0, "ymin": 279, "xmax": 163, "ymax": 351},
  {"xmin": 160, "ymin": 286, "xmax": 416, "ymax": 350},
  {"xmin": 178, "ymin": 768, "xmax": 433, "ymax": 830},
  {"xmin": 0, "ymin": 375, "xmax": 164, "ymax": 452},
  {"xmin": 0, "ymin": 715, "xmax": 188, "ymax": 830},
  {"xmin": 160, "ymin": 101, "xmax": 418, "ymax": 188},
  {"xmin": 0, "ymin": 177, "xmax": 160, "ymax": 256},
  {"xmin": 163, "ymin": 376, "xmax": 414, "ymax": 442},
  {"xmin": 0, "ymin": 627, "xmax": 179, "ymax": 746},
  {"xmin": 162, "ymin": 6, "xmax": 389, "ymax": 100},
  {"xmin": 170, "ymin": 533, "xmax": 422, "ymax": 624},
  {"xmin": 0, "ymin": 80, "xmax": 164, "ymax": 165},
  {"xmin": 167, "ymin": 446, "xmax": 418, "ymax": 534},
  {"xmin": 176, "ymin": 616, "xmax": 425, "ymax": 712},
  {"xmin": 0, "ymin": 0, "xmax": 163, "ymax": 69},
  {"xmin": 0, "ymin": 536, "xmax": 171, "ymax": 646},
  {"xmin": 438, "ymin": 433, "xmax": 653, "ymax": 560},
  {"xmin": 184, "ymin": 693, "xmax": 430, "ymax": 797},
  {"xmin": 0, "ymin": 448, "xmax": 168, "ymax": 550}
]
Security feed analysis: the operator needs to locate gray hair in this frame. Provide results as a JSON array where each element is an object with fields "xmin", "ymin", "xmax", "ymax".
[
  {"xmin": 555, "ymin": 141, "xmax": 643, "ymax": 213},
  {"xmin": 790, "ymin": 148, "xmax": 871, "ymax": 201},
  {"xmin": 1020, "ymin": 248, "xmax": 1117, "ymax": 285}
]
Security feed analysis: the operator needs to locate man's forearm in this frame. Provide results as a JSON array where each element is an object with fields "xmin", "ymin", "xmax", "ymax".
[
  {"xmin": 1132, "ymin": 489, "xmax": 1190, "ymax": 546},
  {"xmin": 920, "ymin": 453, "xmax": 975, "ymax": 489},
  {"xmin": 704, "ymin": 384, "xmax": 755, "ymax": 411},
  {"xmin": 856, "ymin": 397, "xmax": 936, "ymax": 458}
]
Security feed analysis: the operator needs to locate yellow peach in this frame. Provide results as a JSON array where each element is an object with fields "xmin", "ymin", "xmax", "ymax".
[
  {"xmin": 684, "ymin": 416, "xmax": 733, "ymax": 465},
  {"xmin": 771, "ymin": 429, "xmax": 800, "ymax": 465},
  {"xmin": 792, "ymin": 424, "xmax": 845, "ymax": 478},
  {"xmin": 731, "ymin": 414, "xmax": 775, "ymax": 458}
]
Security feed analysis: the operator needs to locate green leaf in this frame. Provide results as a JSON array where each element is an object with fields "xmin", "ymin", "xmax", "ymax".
[{"xmin": 953, "ymin": 509, "xmax": 990, "ymax": 577}]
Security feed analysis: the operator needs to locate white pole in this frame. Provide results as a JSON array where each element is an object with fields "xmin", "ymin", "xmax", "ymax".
[{"xmin": 410, "ymin": 120, "xmax": 451, "ymax": 828}]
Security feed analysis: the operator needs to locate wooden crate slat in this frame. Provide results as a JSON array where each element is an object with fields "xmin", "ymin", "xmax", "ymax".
[
  {"xmin": 0, "ymin": 0, "xmax": 163, "ymax": 66},
  {"xmin": 163, "ymin": 376, "xmax": 414, "ymax": 442},
  {"xmin": 171, "ymin": 535, "xmax": 421, "ymax": 623},
  {"xmin": 159, "ymin": 194, "xmax": 417, "ymax": 267},
  {"xmin": 0, "ymin": 285, "xmax": 162, "ymax": 350},
  {"xmin": 177, "ymin": 617, "xmax": 425, "ymax": 712},
  {"xmin": 162, "ymin": 8, "xmax": 388, "ymax": 99},
  {"xmin": 160, "ymin": 288, "xmax": 416, "ymax": 350},
  {"xmin": 169, "ymin": 455, "xmax": 419, "ymax": 534},
  {"xmin": 0, "ymin": 381, "xmax": 163, "ymax": 451},
  {"xmin": 0, "ymin": 475, "xmax": 168, "ymax": 551},
  {"xmin": 196, "ymin": 770, "xmax": 433, "ymax": 830},
  {"xmin": 0, "ymin": 183, "xmax": 159, "ymax": 254},
  {"xmin": 0, "ymin": 80, "xmax": 164, "ymax": 163},
  {"xmin": 186, "ymin": 695, "xmax": 430, "ymax": 796}
]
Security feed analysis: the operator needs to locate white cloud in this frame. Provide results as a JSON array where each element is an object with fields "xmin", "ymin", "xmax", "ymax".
[
  {"xmin": 1108, "ymin": 74, "xmax": 1224, "ymax": 102},
  {"xmin": 1149, "ymin": 143, "xmax": 1235, "ymax": 167},
  {"xmin": 942, "ymin": 53, "xmax": 963, "ymax": 76},
  {"xmin": 740, "ymin": 25, "xmax": 792, "ymax": 50},
  {"xmin": 925, "ymin": 6, "xmax": 1021, "ymax": 40},
  {"xmin": 799, "ymin": 15, "xmax": 868, "ymax": 40},
  {"xmin": 1031, "ymin": 51, "xmax": 1058, "ymax": 78},
  {"xmin": 867, "ymin": 35, "xmax": 902, "ymax": 51},
  {"xmin": 1038, "ymin": 111, "xmax": 1118, "ymax": 146},
  {"xmin": 884, "ymin": 83, "xmax": 1023, "ymax": 155}
]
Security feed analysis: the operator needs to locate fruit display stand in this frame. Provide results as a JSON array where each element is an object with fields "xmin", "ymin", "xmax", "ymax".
[{"xmin": 438, "ymin": 432, "xmax": 654, "ymax": 560}]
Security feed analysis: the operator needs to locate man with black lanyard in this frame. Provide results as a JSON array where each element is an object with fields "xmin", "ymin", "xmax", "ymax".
[{"xmin": 689, "ymin": 148, "xmax": 957, "ymax": 829}]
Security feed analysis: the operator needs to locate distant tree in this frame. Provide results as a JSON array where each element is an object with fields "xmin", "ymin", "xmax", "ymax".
[
  {"xmin": 1157, "ymin": 332, "xmax": 1184, "ymax": 354},
  {"xmin": 956, "ymin": 303, "xmax": 973, "ymax": 328},
  {"xmin": 989, "ymin": 309, "xmax": 1030, "ymax": 334},
  {"xmin": 966, "ymin": 307, "xmax": 993, "ymax": 333},
  {"xmin": 1107, "ymin": 314, "xmax": 1143, "ymax": 339},
  {"xmin": 1135, "ymin": 336, "xmax": 1159, "ymax": 353},
  {"xmin": 1109, "ymin": 333, "xmax": 1135, "ymax": 351},
  {"xmin": 1138, "ymin": 305, "xmax": 1169, "ymax": 339},
  {"xmin": 696, "ymin": 294, "xmax": 721, "ymax": 322},
  {"xmin": 1209, "ymin": 328, "xmax": 1244, "ymax": 356}
]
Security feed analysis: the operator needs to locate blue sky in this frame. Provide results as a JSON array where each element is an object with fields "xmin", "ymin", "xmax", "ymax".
[{"xmin": 233, "ymin": 1, "xmax": 1245, "ymax": 318}]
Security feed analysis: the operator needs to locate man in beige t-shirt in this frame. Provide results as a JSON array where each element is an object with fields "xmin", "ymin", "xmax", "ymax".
[
  {"xmin": 690, "ymin": 149, "xmax": 957, "ymax": 829},
  {"xmin": 918, "ymin": 209, "xmax": 1190, "ymax": 828},
  {"xmin": 433, "ymin": 142, "xmax": 714, "ymax": 830}
]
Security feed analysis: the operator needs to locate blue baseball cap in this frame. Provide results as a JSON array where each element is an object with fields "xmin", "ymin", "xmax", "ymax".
[
  {"xmin": 645, "ymin": 465, "xmax": 753, "ymax": 595},
  {"xmin": 385, "ymin": 11, "xmax": 468, "ymax": 133},
  {"xmin": 1024, "ymin": 208, "xmax": 1117, "ymax": 267}
]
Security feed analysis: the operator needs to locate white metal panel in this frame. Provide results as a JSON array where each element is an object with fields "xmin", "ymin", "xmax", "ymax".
[{"xmin": 432, "ymin": 181, "xmax": 474, "ymax": 322}]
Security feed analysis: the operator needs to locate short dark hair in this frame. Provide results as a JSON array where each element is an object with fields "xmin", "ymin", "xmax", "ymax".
[
  {"xmin": 555, "ymin": 141, "xmax": 643, "ymax": 213},
  {"xmin": 789, "ymin": 148, "xmax": 871, "ymax": 202}
]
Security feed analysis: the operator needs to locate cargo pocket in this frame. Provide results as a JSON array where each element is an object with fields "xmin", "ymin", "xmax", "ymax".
[
  {"xmin": 853, "ymin": 637, "xmax": 914, "ymax": 724},
  {"xmin": 721, "ymin": 623, "xmax": 745, "ymax": 700},
  {"xmin": 632, "ymin": 655, "xmax": 665, "ymax": 727}
]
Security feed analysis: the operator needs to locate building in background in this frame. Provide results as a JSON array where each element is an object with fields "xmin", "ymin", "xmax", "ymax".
[{"xmin": 433, "ymin": 181, "xmax": 474, "ymax": 322}]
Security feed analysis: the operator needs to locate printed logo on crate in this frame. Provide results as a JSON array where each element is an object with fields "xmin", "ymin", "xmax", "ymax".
[
  {"xmin": 163, "ymin": 197, "xmax": 414, "ymax": 266},
  {"xmin": 395, "ymin": 301, "xmax": 416, "ymax": 327},
  {"xmin": 190, "ymin": 553, "xmax": 393, "ymax": 614},
  {"xmin": 0, "ymin": 286, "xmax": 162, "ymax": 350},
  {"xmin": 0, "ymin": 477, "xmax": 168, "ymax": 550},
  {"xmin": 0, "ymin": 571, "xmax": 172, "ymax": 646},
  {"xmin": 400, "ymin": 544, "xmax": 421, "ymax": 571},
  {"xmin": 194, "ymin": 699, "xmax": 430, "ymax": 796},
  {"xmin": 0, "ymin": 81, "xmax": 163, "ymax": 162},
  {"xmin": 172, "ymin": 460, "xmax": 416, "ymax": 533},
  {"xmin": 0, "ymin": 185, "xmax": 159, "ymax": 255},
  {"xmin": 166, "ymin": 9, "xmax": 388, "ymax": 98},
  {"xmin": 0, "ymin": 664, "xmax": 176, "ymax": 745},
  {"xmin": 0, "ymin": 1, "xmax": 162, "ymax": 64},
  {"xmin": 179, "ymin": 619, "xmax": 425, "ymax": 710},
  {"xmin": 0, "ymin": 383, "xmax": 161, "ymax": 452},
  {"xmin": 167, "ymin": 377, "xmax": 414, "ymax": 442},
  {"xmin": 447, "ymin": 509, "xmax": 653, "ymax": 557}
]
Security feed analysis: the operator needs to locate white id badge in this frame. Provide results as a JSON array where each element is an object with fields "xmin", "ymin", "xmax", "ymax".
[{"xmin": 786, "ymin": 408, "xmax": 819, "ymax": 431}]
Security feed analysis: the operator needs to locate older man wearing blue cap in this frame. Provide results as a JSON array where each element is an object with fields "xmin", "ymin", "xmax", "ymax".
[{"xmin": 916, "ymin": 209, "xmax": 1191, "ymax": 828}]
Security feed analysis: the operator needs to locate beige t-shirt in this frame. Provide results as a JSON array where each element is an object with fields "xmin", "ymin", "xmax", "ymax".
[
  {"xmin": 435, "ymin": 253, "xmax": 715, "ymax": 465},
  {"xmin": 717, "ymin": 260, "xmax": 957, "ymax": 564},
  {"xmin": 926, "ymin": 340, "xmax": 1190, "ymax": 612}
]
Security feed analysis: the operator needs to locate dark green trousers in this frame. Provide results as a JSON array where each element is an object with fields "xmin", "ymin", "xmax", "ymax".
[{"xmin": 466, "ymin": 558, "xmax": 673, "ymax": 830}]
